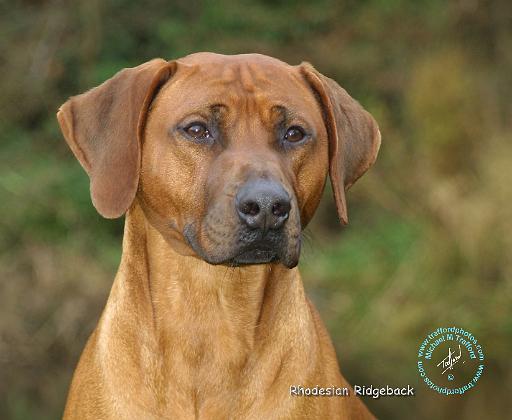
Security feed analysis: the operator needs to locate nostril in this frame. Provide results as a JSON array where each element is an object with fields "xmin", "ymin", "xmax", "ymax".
[
  {"xmin": 272, "ymin": 201, "xmax": 291, "ymax": 217},
  {"xmin": 240, "ymin": 201, "xmax": 260, "ymax": 216}
]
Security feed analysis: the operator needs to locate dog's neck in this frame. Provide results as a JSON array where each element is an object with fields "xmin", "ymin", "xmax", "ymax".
[{"xmin": 106, "ymin": 202, "xmax": 313, "ymax": 388}]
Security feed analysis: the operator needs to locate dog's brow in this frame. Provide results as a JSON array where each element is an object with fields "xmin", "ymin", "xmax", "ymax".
[
  {"xmin": 209, "ymin": 103, "xmax": 228, "ymax": 113},
  {"xmin": 270, "ymin": 104, "xmax": 288, "ymax": 123},
  {"xmin": 209, "ymin": 103, "xmax": 228, "ymax": 124},
  {"xmin": 270, "ymin": 104, "xmax": 306, "ymax": 127},
  {"xmin": 271, "ymin": 104, "xmax": 286, "ymax": 115}
]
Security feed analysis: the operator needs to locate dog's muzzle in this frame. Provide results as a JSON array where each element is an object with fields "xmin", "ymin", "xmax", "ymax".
[{"xmin": 184, "ymin": 178, "xmax": 299, "ymax": 268}]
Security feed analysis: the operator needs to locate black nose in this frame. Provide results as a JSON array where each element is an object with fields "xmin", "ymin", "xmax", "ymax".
[{"xmin": 236, "ymin": 179, "xmax": 291, "ymax": 232}]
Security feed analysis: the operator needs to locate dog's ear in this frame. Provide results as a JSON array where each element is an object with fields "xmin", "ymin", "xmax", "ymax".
[
  {"xmin": 57, "ymin": 59, "xmax": 176, "ymax": 218},
  {"xmin": 300, "ymin": 63, "xmax": 381, "ymax": 225}
]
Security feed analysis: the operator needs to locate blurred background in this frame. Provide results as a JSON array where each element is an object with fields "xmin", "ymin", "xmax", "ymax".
[{"xmin": 1, "ymin": 0, "xmax": 511, "ymax": 418}]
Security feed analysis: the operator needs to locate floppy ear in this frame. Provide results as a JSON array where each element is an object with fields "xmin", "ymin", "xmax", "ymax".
[
  {"xmin": 300, "ymin": 63, "xmax": 381, "ymax": 225},
  {"xmin": 56, "ymin": 59, "xmax": 176, "ymax": 218}
]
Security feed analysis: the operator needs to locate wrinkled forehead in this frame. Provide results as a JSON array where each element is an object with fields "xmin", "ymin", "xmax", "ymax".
[{"xmin": 159, "ymin": 53, "xmax": 321, "ymax": 121}]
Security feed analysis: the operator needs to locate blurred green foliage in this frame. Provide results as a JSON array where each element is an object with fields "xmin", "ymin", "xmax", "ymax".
[{"xmin": 1, "ymin": 0, "xmax": 511, "ymax": 419}]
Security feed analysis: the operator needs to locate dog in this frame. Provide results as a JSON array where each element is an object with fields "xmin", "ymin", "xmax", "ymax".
[{"xmin": 57, "ymin": 52, "xmax": 380, "ymax": 419}]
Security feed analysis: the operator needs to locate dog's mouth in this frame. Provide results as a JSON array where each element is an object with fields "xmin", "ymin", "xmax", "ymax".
[
  {"xmin": 183, "ymin": 224, "xmax": 298, "ymax": 268},
  {"xmin": 230, "ymin": 243, "xmax": 279, "ymax": 266}
]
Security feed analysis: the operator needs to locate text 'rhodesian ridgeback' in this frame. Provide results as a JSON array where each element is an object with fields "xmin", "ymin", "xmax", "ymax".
[{"xmin": 57, "ymin": 52, "xmax": 381, "ymax": 419}]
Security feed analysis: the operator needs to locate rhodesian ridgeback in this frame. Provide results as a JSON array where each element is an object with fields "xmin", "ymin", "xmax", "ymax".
[{"xmin": 57, "ymin": 52, "xmax": 380, "ymax": 419}]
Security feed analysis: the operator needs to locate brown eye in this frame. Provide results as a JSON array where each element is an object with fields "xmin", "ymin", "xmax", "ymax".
[
  {"xmin": 184, "ymin": 123, "xmax": 212, "ymax": 140},
  {"xmin": 284, "ymin": 126, "xmax": 305, "ymax": 143}
]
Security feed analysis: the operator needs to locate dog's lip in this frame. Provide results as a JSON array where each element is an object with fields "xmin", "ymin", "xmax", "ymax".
[
  {"xmin": 183, "ymin": 223, "xmax": 299, "ymax": 268},
  {"xmin": 183, "ymin": 223, "xmax": 219, "ymax": 263},
  {"xmin": 235, "ymin": 246, "xmax": 275, "ymax": 259},
  {"xmin": 240, "ymin": 239, "xmax": 275, "ymax": 251},
  {"xmin": 231, "ymin": 248, "xmax": 278, "ymax": 265}
]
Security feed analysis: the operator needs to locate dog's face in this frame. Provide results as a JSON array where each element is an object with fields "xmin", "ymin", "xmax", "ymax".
[
  {"xmin": 57, "ymin": 53, "xmax": 380, "ymax": 269},
  {"xmin": 139, "ymin": 54, "xmax": 328, "ymax": 268}
]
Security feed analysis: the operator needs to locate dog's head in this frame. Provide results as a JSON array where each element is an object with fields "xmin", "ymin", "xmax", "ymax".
[{"xmin": 57, "ymin": 53, "xmax": 380, "ymax": 268}]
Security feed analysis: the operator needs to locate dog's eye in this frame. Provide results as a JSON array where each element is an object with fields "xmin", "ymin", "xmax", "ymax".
[
  {"xmin": 183, "ymin": 123, "xmax": 212, "ymax": 141},
  {"xmin": 284, "ymin": 126, "xmax": 305, "ymax": 143}
]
